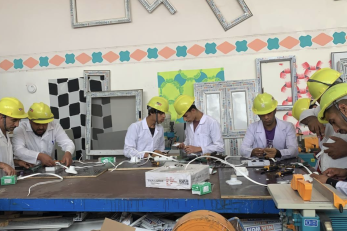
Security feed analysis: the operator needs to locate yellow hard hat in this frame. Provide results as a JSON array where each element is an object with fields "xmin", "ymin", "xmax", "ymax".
[
  {"xmin": 147, "ymin": 96, "xmax": 169, "ymax": 113},
  {"xmin": 28, "ymin": 102, "xmax": 54, "ymax": 124},
  {"xmin": 0, "ymin": 97, "xmax": 27, "ymax": 119},
  {"xmin": 292, "ymin": 98, "xmax": 311, "ymax": 121},
  {"xmin": 318, "ymin": 83, "xmax": 347, "ymax": 124},
  {"xmin": 173, "ymin": 95, "xmax": 195, "ymax": 119},
  {"xmin": 252, "ymin": 93, "xmax": 278, "ymax": 115},
  {"xmin": 307, "ymin": 68, "xmax": 341, "ymax": 104}
]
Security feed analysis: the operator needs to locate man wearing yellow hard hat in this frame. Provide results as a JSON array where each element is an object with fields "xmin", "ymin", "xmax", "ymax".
[
  {"xmin": 173, "ymin": 95, "xmax": 224, "ymax": 155},
  {"xmin": 241, "ymin": 93, "xmax": 298, "ymax": 159},
  {"xmin": 12, "ymin": 103, "xmax": 75, "ymax": 167},
  {"xmin": 310, "ymin": 83, "xmax": 347, "ymax": 194},
  {"xmin": 124, "ymin": 96, "xmax": 168, "ymax": 158},
  {"xmin": 299, "ymin": 68, "xmax": 347, "ymax": 172},
  {"xmin": 0, "ymin": 97, "xmax": 33, "ymax": 177}
]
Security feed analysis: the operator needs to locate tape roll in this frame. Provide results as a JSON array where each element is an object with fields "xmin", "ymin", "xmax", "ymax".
[{"xmin": 173, "ymin": 210, "xmax": 236, "ymax": 231}]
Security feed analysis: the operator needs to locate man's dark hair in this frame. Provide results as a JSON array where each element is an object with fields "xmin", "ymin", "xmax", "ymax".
[
  {"xmin": 186, "ymin": 105, "xmax": 197, "ymax": 112},
  {"xmin": 148, "ymin": 108, "xmax": 165, "ymax": 116}
]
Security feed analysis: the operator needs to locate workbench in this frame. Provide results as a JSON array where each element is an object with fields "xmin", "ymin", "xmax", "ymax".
[{"xmin": 0, "ymin": 157, "xmax": 309, "ymax": 214}]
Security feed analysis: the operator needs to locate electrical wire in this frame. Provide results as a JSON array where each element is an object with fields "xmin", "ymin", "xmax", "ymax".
[
  {"xmin": 185, "ymin": 156, "xmax": 267, "ymax": 187},
  {"xmin": 110, "ymin": 161, "xmax": 132, "ymax": 172},
  {"xmin": 224, "ymin": 156, "xmax": 245, "ymax": 167},
  {"xmin": 297, "ymin": 163, "xmax": 312, "ymax": 174},
  {"xmin": 17, "ymin": 173, "xmax": 63, "ymax": 196}
]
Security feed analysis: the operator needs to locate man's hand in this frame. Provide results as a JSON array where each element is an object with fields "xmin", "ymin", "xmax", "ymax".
[
  {"xmin": 323, "ymin": 136, "xmax": 347, "ymax": 159},
  {"xmin": 310, "ymin": 173, "xmax": 328, "ymax": 183},
  {"xmin": 264, "ymin": 148, "xmax": 277, "ymax": 158},
  {"xmin": 14, "ymin": 160, "xmax": 34, "ymax": 169},
  {"xmin": 251, "ymin": 148, "xmax": 264, "ymax": 158},
  {"xmin": 323, "ymin": 168, "xmax": 347, "ymax": 180},
  {"xmin": 177, "ymin": 143, "xmax": 185, "ymax": 149},
  {"xmin": 0, "ymin": 162, "xmax": 16, "ymax": 176},
  {"xmin": 38, "ymin": 153, "xmax": 56, "ymax": 167},
  {"xmin": 306, "ymin": 117, "xmax": 325, "ymax": 139},
  {"xmin": 184, "ymin": 146, "xmax": 202, "ymax": 154},
  {"xmin": 61, "ymin": 152, "xmax": 73, "ymax": 167}
]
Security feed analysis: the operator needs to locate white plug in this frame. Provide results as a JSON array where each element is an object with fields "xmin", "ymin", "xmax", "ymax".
[
  {"xmin": 65, "ymin": 166, "xmax": 77, "ymax": 175},
  {"xmin": 129, "ymin": 157, "xmax": 140, "ymax": 163},
  {"xmin": 226, "ymin": 175, "xmax": 242, "ymax": 185},
  {"xmin": 316, "ymin": 138, "xmax": 335, "ymax": 159}
]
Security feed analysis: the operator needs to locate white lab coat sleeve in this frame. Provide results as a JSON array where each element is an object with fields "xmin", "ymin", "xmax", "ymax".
[
  {"xmin": 336, "ymin": 181, "xmax": 347, "ymax": 196},
  {"xmin": 55, "ymin": 124, "xmax": 75, "ymax": 154},
  {"xmin": 279, "ymin": 123, "xmax": 299, "ymax": 158},
  {"xmin": 299, "ymin": 107, "xmax": 320, "ymax": 124},
  {"xmin": 12, "ymin": 127, "xmax": 39, "ymax": 164},
  {"xmin": 201, "ymin": 120, "xmax": 224, "ymax": 154},
  {"xmin": 240, "ymin": 124, "xmax": 256, "ymax": 158},
  {"xmin": 124, "ymin": 123, "xmax": 144, "ymax": 158}
]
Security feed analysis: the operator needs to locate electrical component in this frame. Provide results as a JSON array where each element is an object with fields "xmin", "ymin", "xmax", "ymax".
[
  {"xmin": 226, "ymin": 175, "xmax": 242, "ymax": 185},
  {"xmin": 1, "ymin": 175, "xmax": 17, "ymax": 185},
  {"xmin": 247, "ymin": 159, "xmax": 270, "ymax": 167},
  {"xmin": 235, "ymin": 167, "xmax": 249, "ymax": 177}
]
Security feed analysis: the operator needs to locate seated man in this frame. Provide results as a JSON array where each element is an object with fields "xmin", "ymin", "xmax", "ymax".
[
  {"xmin": 173, "ymin": 95, "xmax": 224, "ymax": 155},
  {"xmin": 0, "ymin": 97, "xmax": 33, "ymax": 177},
  {"xmin": 124, "ymin": 96, "xmax": 168, "ymax": 158},
  {"xmin": 13, "ymin": 103, "xmax": 75, "ymax": 167},
  {"xmin": 241, "ymin": 93, "xmax": 298, "ymax": 159},
  {"xmin": 311, "ymin": 83, "xmax": 347, "ymax": 194},
  {"xmin": 299, "ymin": 68, "xmax": 347, "ymax": 172}
]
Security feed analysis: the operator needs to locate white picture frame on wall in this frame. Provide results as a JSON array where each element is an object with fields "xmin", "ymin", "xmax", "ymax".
[
  {"xmin": 70, "ymin": 0, "xmax": 131, "ymax": 28},
  {"xmin": 84, "ymin": 70, "xmax": 111, "ymax": 97},
  {"xmin": 255, "ymin": 55, "xmax": 297, "ymax": 111}
]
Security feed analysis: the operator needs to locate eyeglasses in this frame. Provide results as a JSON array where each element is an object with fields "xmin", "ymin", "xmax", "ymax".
[{"xmin": 333, "ymin": 101, "xmax": 347, "ymax": 123}]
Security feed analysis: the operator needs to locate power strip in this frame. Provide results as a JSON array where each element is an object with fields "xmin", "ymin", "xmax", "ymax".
[
  {"xmin": 153, "ymin": 156, "xmax": 176, "ymax": 162},
  {"xmin": 247, "ymin": 159, "xmax": 270, "ymax": 167}
]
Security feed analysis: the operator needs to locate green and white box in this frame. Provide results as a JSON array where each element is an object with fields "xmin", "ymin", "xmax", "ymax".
[
  {"xmin": 145, "ymin": 162, "xmax": 210, "ymax": 190},
  {"xmin": 192, "ymin": 182, "xmax": 212, "ymax": 195},
  {"xmin": 98, "ymin": 157, "xmax": 116, "ymax": 163},
  {"xmin": 1, "ymin": 175, "xmax": 17, "ymax": 185}
]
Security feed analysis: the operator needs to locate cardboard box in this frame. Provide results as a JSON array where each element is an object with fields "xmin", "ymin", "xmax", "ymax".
[
  {"xmin": 145, "ymin": 162, "xmax": 210, "ymax": 190},
  {"xmin": 100, "ymin": 218, "xmax": 151, "ymax": 231}
]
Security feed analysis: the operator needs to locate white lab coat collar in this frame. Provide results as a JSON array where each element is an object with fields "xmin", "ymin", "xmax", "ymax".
[
  {"xmin": 142, "ymin": 118, "xmax": 159, "ymax": 136},
  {"xmin": 0, "ymin": 129, "xmax": 6, "ymax": 139},
  {"xmin": 255, "ymin": 118, "xmax": 286, "ymax": 147},
  {"xmin": 189, "ymin": 114, "xmax": 207, "ymax": 132}
]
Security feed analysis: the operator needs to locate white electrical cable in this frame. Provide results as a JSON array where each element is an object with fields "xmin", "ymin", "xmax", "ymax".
[
  {"xmin": 297, "ymin": 163, "xmax": 312, "ymax": 174},
  {"xmin": 76, "ymin": 156, "xmax": 103, "ymax": 166},
  {"xmin": 224, "ymin": 156, "xmax": 245, "ymax": 167},
  {"xmin": 17, "ymin": 173, "xmax": 63, "ymax": 196},
  {"xmin": 110, "ymin": 151, "xmax": 178, "ymax": 172},
  {"xmin": 110, "ymin": 161, "xmax": 132, "ymax": 172},
  {"xmin": 185, "ymin": 156, "xmax": 267, "ymax": 187}
]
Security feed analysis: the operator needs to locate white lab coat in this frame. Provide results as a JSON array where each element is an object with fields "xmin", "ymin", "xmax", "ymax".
[
  {"xmin": 241, "ymin": 119, "xmax": 298, "ymax": 158},
  {"xmin": 336, "ymin": 181, "xmax": 347, "ymax": 195},
  {"xmin": 184, "ymin": 114, "xmax": 224, "ymax": 154},
  {"xmin": 318, "ymin": 125, "xmax": 347, "ymax": 172},
  {"xmin": 0, "ymin": 129, "xmax": 14, "ymax": 178},
  {"xmin": 12, "ymin": 120, "xmax": 75, "ymax": 165},
  {"xmin": 299, "ymin": 108, "xmax": 347, "ymax": 171},
  {"xmin": 124, "ymin": 119, "xmax": 165, "ymax": 158}
]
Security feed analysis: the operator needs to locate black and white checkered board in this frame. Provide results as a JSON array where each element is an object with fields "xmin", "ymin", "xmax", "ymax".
[{"xmin": 48, "ymin": 77, "xmax": 105, "ymax": 159}]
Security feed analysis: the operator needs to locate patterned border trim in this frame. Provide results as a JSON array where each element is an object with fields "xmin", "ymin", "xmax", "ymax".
[{"xmin": 1, "ymin": 29, "xmax": 347, "ymax": 72}]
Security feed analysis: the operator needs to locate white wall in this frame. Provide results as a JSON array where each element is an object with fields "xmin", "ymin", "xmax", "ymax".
[
  {"xmin": 1, "ymin": 0, "xmax": 347, "ymax": 112},
  {"xmin": 1, "ymin": 0, "xmax": 347, "ymax": 56}
]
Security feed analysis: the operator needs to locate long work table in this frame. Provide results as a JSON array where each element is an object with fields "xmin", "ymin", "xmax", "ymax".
[{"xmin": 0, "ymin": 156, "xmax": 311, "ymax": 214}]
